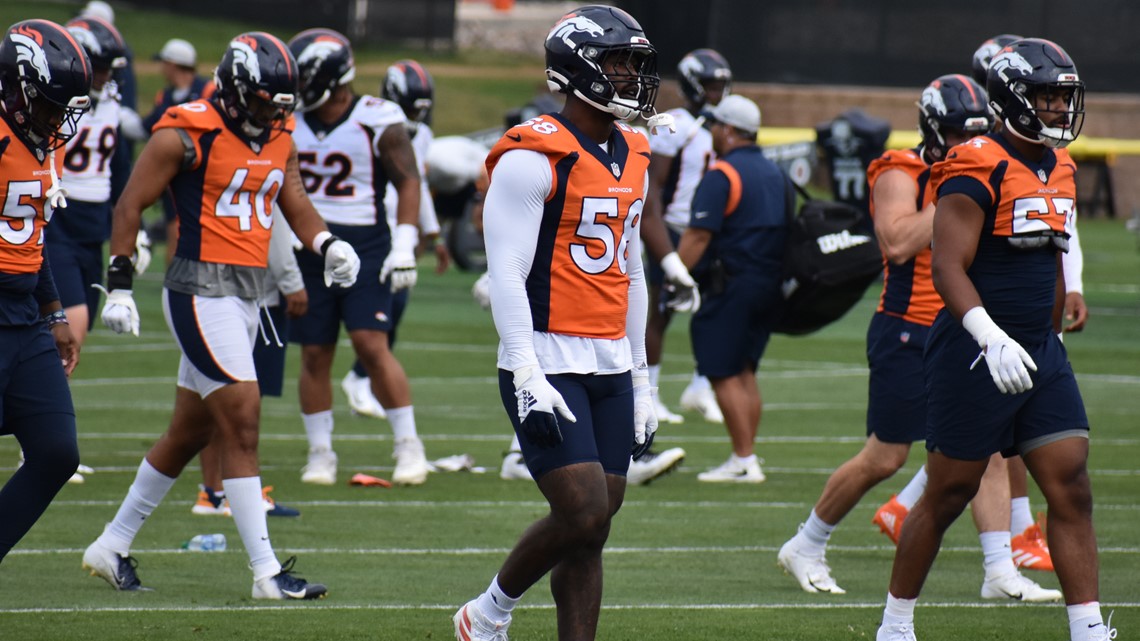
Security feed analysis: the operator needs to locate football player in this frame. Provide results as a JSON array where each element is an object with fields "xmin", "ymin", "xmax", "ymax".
[
  {"xmin": 286, "ymin": 28, "xmax": 430, "ymax": 486},
  {"xmin": 84, "ymin": 32, "xmax": 358, "ymax": 599},
  {"xmin": 453, "ymin": 6, "xmax": 662, "ymax": 640},
  {"xmin": 0, "ymin": 18, "xmax": 90, "ymax": 564},
  {"xmin": 338, "ymin": 58, "xmax": 450, "ymax": 421},
  {"xmin": 643, "ymin": 47, "xmax": 732, "ymax": 426},
  {"xmin": 778, "ymin": 75, "xmax": 1059, "ymax": 603},
  {"xmin": 49, "ymin": 16, "xmax": 128, "ymax": 348},
  {"xmin": 876, "ymin": 39, "xmax": 1111, "ymax": 641}
]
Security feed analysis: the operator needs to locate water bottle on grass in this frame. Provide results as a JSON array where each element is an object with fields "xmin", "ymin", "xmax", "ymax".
[{"xmin": 183, "ymin": 533, "xmax": 227, "ymax": 551}]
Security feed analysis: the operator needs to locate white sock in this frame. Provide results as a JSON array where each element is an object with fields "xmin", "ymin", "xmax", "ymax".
[
  {"xmin": 980, "ymin": 531, "xmax": 1016, "ymax": 578},
  {"xmin": 1011, "ymin": 497, "xmax": 1035, "ymax": 535},
  {"xmin": 648, "ymin": 364, "xmax": 661, "ymax": 388},
  {"xmin": 797, "ymin": 509, "xmax": 835, "ymax": 556},
  {"xmin": 690, "ymin": 371, "xmax": 710, "ymax": 391},
  {"xmin": 302, "ymin": 410, "xmax": 334, "ymax": 452},
  {"xmin": 224, "ymin": 476, "xmax": 280, "ymax": 581},
  {"xmin": 732, "ymin": 453, "xmax": 757, "ymax": 467},
  {"xmin": 1068, "ymin": 602, "xmax": 1104, "ymax": 640},
  {"xmin": 387, "ymin": 405, "xmax": 417, "ymax": 441},
  {"xmin": 896, "ymin": 466, "xmax": 928, "ymax": 510},
  {"xmin": 101, "ymin": 459, "xmax": 178, "ymax": 556},
  {"xmin": 475, "ymin": 574, "xmax": 520, "ymax": 622},
  {"xmin": 883, "ymin": 593, "xmax": 917, "ymax": 627}
]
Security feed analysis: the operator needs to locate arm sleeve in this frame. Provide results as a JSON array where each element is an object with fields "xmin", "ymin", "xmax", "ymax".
[
  {"xmin": 625, "ymin": 171, "xmax": 650, "ymax": 371},
  {"xmin": 1062, "ymin": 209, "xmax": 1083, "ymax": 294},
  {"xmin": 268, "ymin": 207, "xmax": 304, "ymax": 296},
  {"xmin": 484, "ymin": 148, "xmax": 552, "ymax": 372}
]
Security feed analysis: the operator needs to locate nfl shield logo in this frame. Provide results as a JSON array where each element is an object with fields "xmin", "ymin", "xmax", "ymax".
[
  {"xmin": 611, "ymin": 162, "xmax": 620, "ymax": 178},
  {"xmin": 1037, "ymin": 168, "xmax": 1047, "ymax": 183}
]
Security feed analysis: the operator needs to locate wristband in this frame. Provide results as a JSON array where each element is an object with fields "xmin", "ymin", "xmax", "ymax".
[
  {"xmin": 43, "ymin": 309, "xmax": 69, "ymax": 327},
  {"xmin": 107, "ymin": 254, "xmax": 134, "ymax": 291},
  {"xmin": 319, "ymin": 234, "xmax": 341, "ymax": 256},
  {"xmin": 311, "ymin": 230, "xmax": 332, "ymax": 255}
]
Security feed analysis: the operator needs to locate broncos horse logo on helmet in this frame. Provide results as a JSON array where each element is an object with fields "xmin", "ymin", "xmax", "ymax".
[
  {"xmin": 0, "ymin": 19, "xmax": 92, "ymax": 157},
  {"xmin": 986, "ymin": 38, "xmax": 1084, "ymax": 149},
  {"xmin": 677, "ymin": 48, "xmax": 732, "ymax": 107},
  {"xmin": 287, "ymin": 28, "xmax": 355, "ymax": 113},
  {"xmin": 65, "ymin": 17, "xmax": 127, "ymax": 72},
  {"xmin": 214, "ymin": 32, "xmax": 298, "ymax": 140},
  {"xmin": 544, "ymin": 5, "xmax": 659, "ymax": 121},
  {"xmin": 383, "ymin": 59, "xmax": 433, "ymax": 131},
  {"xmin": 917, "ymin": 74, "xmax": 993, "ymax": 162},
  {"xmin": 971, "ymin": 34, "xmax": 1022, "ymax": 86}
]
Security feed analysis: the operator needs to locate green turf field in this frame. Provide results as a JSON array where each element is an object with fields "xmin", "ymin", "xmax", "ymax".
[{"xmin": 0, "ymin": 217, "xmax": 1136, "ymax": 640}]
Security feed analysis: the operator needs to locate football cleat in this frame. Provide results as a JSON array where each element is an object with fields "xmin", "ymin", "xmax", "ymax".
[
  {"xmin": 679, "ymin": 384, "xmax": 723, "ymax": 423},
  {"xmin": 454, "ymin": 599, "xmax": 511, "ymax": 641},
  {"xmin": 301, "ymin": 447, "xmax": 338, "ymax": 485},
  {"xmin": 68, "ymin": 464, "xmax": 94, "ymax": 484},
  {"xmin": 697, "ymin": 455, "xmax": 765, "ymax": 483},
  {"xmin": 252, "ymin": 557, "xmax": 327, "ymax": 600},
  {"xmin": 653, "ymin": 398, "xmax": 684, "ymax": 424},
  {"xmin": 876, "ymin": 621, "xmax": 917, "ymax": 641},
  {"xmin": 872, "ymin": 495, "xmax": 909, "ymax": 545},
  {"xmin": 626, "ymin": 447, "xmax": 686, "ymax": 486},
  {"xmin": 82, "ymin": 539, "xmax": 145, "ymax": 591},
  {"xmin": 1011, "ymin": 516, "xmax": 1053, "ymax": 571},
  {"xmin": 341, "ymin": 371, "xmax": 386, "ymax": 418},
  {"xmin": 191, "ymin": 485, "xmax": 230, "ymax": 516},
  {"xmin": 392, "ymin": 436, "xmax": 430, "ymax": 486},
  {"xmin": 261, "ymin": 485, "xmax": 301, "ymax": 517},
  {"xmin": 777, "ymin": 535, "xmax": 846, "ymax": 594},
  {"xmin": 980, "ymin": 570, "xmax": 1062, "ymax": 602},
  {"xmin": 499, "ymin": 451, "xmax": 532, "ymax": 481}
]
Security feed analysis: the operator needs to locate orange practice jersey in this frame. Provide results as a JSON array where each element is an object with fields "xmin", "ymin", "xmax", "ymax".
[
  {"xmin": 485, "ymin": 114, "xmax": 650, "ymax": 340},
  {"xmin": 0, "ymin": 118, "xmax": 63, "ymax": 274},
  {"xmin": 932, "ymin": 135, "xmax": 1075, "ymax": 242},
  {"xmin": 866, "ymin": 148, "xmax": 942, "ymax": 326},
  {"xmin": 154, "ymin": 100, "xmax": 294, "ymax": 268},
  {"xmin": 930, "ymin": 134, "xmax": 1076, "ymax": 342}
]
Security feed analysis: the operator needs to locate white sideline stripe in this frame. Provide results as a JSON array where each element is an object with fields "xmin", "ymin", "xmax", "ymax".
[
  {"xmin": 65, "ymin": 430, "xmax": 1140, "ymax": 447},
  {"xmin": 13, "ymin": 544, "xmax": 1140, "ymax": 556},
  {"xmin": 3, "ymin": 601, "xmax": 1138, "ymax": 614},
  {"xmin": 42, "ymin": 499, "xmax": 1140, "ymax": 512},
  {"xmin": 63, "ymin": 371, "xmax": 1140, "ymax": 387}
]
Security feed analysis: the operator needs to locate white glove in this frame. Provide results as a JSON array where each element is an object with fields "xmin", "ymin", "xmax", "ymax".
[
  {"xmin": 963, "ymin": 307, "xmax": 1037, "ymax": 394},
  {"xmin": 660, "ymin": 251, "xmax": 700, "ymax": 313},
  {"xmin": 632, "ymin": 376, "xmax": 658, "ymax": 458},
  {"xmin": 513, "ymin": 366, "xmax": 576, "ymax": 449},
  {"xmin": 472, "ymin": 272, "xmax": 492, "ymax": 310},
  {"xmin": 99, "ymin": 288, "xmax": 140, "ymax": 336},
  {"xmin": 381, "ymin": 223, "xmax": 419, "ymax": 292},
  {"xmin": 323, "ymin": 239, "xmax": 360, "ymax": 288},
  {"xmin": 132, "ymin": 230, "xmax": 153, "ymax": 276}
]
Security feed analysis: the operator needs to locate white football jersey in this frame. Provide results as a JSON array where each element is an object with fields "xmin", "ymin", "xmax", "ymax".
[
  {"xmin": 648, "ymin": 107, "xmax": 714, "ymax": 229},
  {"xmin": 383, "ymin": 123, "xmax": 439, "ymax": 234},
  {"xmin": 61, "ymin": 83, "xmax": 121, "ymax": 203},
  {"xmin": 292, "ymin": 95, "xmax": 406, "ymax": 226}
]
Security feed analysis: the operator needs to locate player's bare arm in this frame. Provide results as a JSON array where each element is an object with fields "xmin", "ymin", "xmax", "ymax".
[
  {"xmin": 641, "ymin": 152, "xmax": 678, "ymax": 262},
  {"xmin": 676, "ymin": 227, "xmax": 713, "ymax": 270},
  {"xmin": 873, "ymin": 169, "xmax": 935, "ymax": 265},
  {"xmin": 378, "ymin": 123, "xmax": 422, "ymax": 228},
  {"xmin": 278, "ymin": 142, "xmax": 332, "ymax": 251},
  {"xmin": 108, "ymin": 128, "xmax": 184, "ymax": 258},
  {"xmin": 930, "ymin": 193, "xmax": 985, "ymax": 320}
]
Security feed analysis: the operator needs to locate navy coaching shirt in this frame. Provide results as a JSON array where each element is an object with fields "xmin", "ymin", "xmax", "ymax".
[{"xmin": 689, "ymin": 144, "xmax": 788, "ymax": 276}]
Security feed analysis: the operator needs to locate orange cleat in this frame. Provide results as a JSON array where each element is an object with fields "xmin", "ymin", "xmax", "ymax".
[
  {"xmin": 1012, "ymin": 514, "xmax": 1054, "ymax": 572},
  {"xmin": 872, "ymin": 495, "xmax": 909, "ymax": 545}
]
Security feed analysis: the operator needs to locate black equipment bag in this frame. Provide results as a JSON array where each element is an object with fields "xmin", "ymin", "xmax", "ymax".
[{"xmin": 774, "ymin": 181, "xmax": 883, "ymax": 335}]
